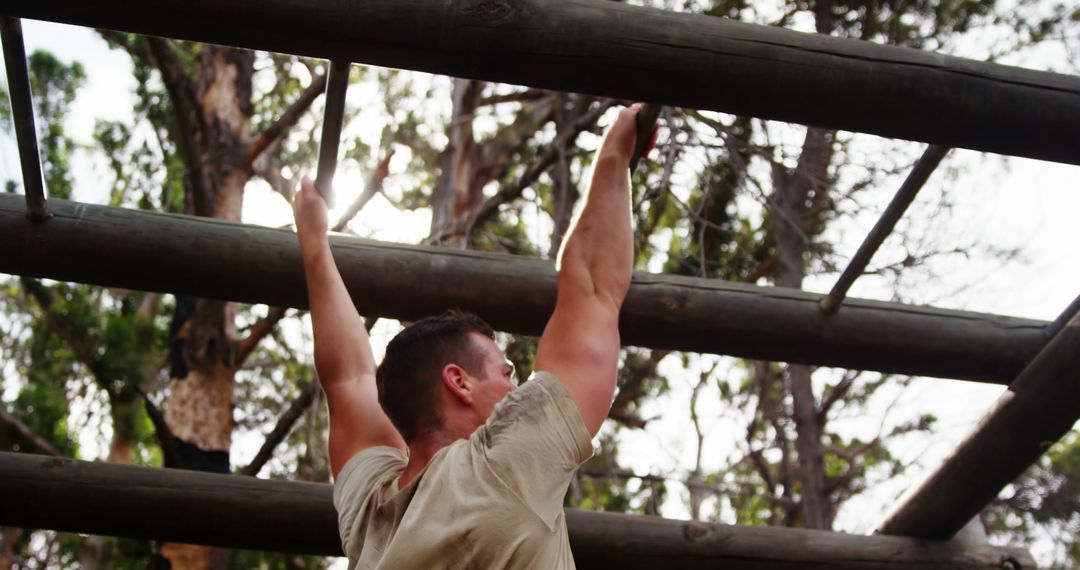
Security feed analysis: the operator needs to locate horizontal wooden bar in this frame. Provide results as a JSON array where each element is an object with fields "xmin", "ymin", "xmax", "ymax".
[
  {"xmin": 876, "ymin": 309, "xmax": 1080, "ymax": 539},
  {"xmin": 0, "ymin": 16, "xmax": 49, "ymax": 222},
  {"xmin": 3, "ymin": 0, "xmax": 1080, "ymax": 164},
  {"xmin": 0, "ymin": 195, "xmax": 1050, "ymax": 382},
  {"xmin": 0, "ymin": 452, "xmax": 1035, "ymax": 568}
]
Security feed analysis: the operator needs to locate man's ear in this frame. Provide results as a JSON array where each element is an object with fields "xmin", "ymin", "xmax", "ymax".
[{"xmin": 441, "ymin": 363, "xmax": 473, "ymax": 405}]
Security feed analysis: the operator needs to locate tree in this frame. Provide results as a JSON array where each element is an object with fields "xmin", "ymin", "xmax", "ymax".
[
  {"xmin": 1, "ymin": 0, "xmax": 1075, "ymax": 566},
  {"xmin": 984, "ymin": 433, "xmax": 1080, "ymax": 568}
]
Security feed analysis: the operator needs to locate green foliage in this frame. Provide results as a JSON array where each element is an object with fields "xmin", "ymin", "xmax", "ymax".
[
  {"xmin": 1, "ymin": 46, "xmax": 171, "ymax": 567},
  {"xmin": 828, "ymin": 0, "xmax": 996, "ymax": 47},
  {"xmin": 233, "ymin": 312, "xmax": 332, "ymax": 481},
  {"xmin": 985, "ymin": 431, "xmax": 1080, "ymax": 568},
  {"xmin": 25, "ymin": 50, "xmax": 85, "ymax": 200},
  {"xmin": 660, "ymin": 116, "xmax": 772, "ymax": 280},
  {"xmin": 568, "ymin": 436, "xmax": 667, "ymax": 515},
  {"xmin": 0, "ymin": 84, "xmax": 11, "ymax": 131},
  {"xmin": 8, "ymin": 323, "xmax": 79, "ymax": 457},
  {"xmin": 94, "ymin": 36, "xmax": 192, "ymax": 212},
  {"xmin": 502, "ymin": 334, "xmax": 539, "ymax": 384},
  {"xmin": 229, "ymin": 550, "xmax": 332, "ymax": 570},
  {"xmin": 472, "ymin": 214, "xmax": 540, "ymax": 256}
]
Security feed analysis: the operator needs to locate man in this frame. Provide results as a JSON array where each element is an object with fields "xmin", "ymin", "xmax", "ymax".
[{"xmin": 292, "ymin": 103, "xmax": 642, "ymax": 568}]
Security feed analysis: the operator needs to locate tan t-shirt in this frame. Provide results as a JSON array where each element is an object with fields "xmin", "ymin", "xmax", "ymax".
[{"xmin": 333, "ymin": 372, "xmax": 594, "ymax": 569}]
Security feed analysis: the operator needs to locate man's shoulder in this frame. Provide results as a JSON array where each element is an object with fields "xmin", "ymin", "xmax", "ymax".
[
  {"xmin": 480, "ymin": 371, "xmax": 584, "ymax": 440},
  {"xmin": 333, "ymin": 446, "xmax": 407, "ymax": 505}
]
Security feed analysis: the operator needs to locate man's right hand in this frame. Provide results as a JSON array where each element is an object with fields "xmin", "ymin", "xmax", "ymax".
[
  {"xmin": 293, "ymin": 174, "xmax": 407, "ymax": 477},
  {"xmin": 293, "ymin": 176, "xmax": 329, "ymax": 248},
  {"xmin": 597, "ymin": 103, "xmax": 643, "ymax": 163}
]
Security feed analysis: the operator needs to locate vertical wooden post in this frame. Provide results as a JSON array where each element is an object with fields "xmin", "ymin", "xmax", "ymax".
[
  {"xmin": 314, "ymin": 60, "xmax": 351, "ymax": 206},
  {"xmin": 0, "ymin": 16, "xmax": 49, "ymax": 222},
  {"xmin": 820, "ymin": 145, "xmax": 949, "ymax": 314}
]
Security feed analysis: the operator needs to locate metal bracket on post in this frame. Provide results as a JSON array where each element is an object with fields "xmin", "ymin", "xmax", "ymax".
[
  {"xmin": 1, "ymin": 16, "xmax": 51, "ymax": 223},
  {"xmin": 314, "ymin": 59, "xmax": 351, "ymax": 207}
]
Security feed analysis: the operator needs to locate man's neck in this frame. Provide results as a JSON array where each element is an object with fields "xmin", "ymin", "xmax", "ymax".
[{"xmin": 399, "ymin": 429, "xmax": 461, "ymax": 488}]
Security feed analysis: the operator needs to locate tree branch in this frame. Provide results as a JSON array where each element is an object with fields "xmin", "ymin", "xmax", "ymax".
[
  {"xmin": 241, "ymin": 73, "xmax": 327, "ymax": 170},
  {"xmin": 0, "ymin": 406, "xmax": 61, "ymax": 456},
  {"xmin": 825, "ymin": 437, "xmax": 881, "ymax": 496},
  {"xmin": 605, "ymin": 409, "xmax": 647, "ymax": 429},
  {"xmin": 253, "ymin": 152, "xmax": 295, "ymax": 203},
  {"xmin": 745, "ymin": 448, "xmax": 777, "ymax": 492},
  {"xmin": 608, "ymin": 349, "xmax": 668, "ymax": 430},
  {"xmin": 332, "ymin": 147, "xmax": 395, "ymax": 232},
  {"xmin": 133, "ymin": 385, "xmax": 183, "ymax": 469},
  {"xmin": 20, "ymin": 278, "xmax": 104, "ymax": 381},
  {"xmin": 548, "ymin": 93, "xmax": 584, "ymax": 257},
  {"xmin": 817, "ymin": 370, "xmax": 860, "ymax": 423},
  {"xmin": 477, "ymin": 88, "xmax": 548, "ymax": 107},
  {"xmin": 235, "ymin": 306, "xmax": 290, "ymax": 368},
  {"xmin": 239, "ymin": 382, "xmax": 319, "ymax": 477},
  {"xmin": 427, "ymin": 99, "xmax": 614, "ymax": 245},
  {"xmin": 142, "ymin": 37, "xmax": 211, "ymax": 212},
  {"xmin": 578, "ymin": 467, "xmax": 732, "ymax": 496},
  {"xmin": 240, "ymin": 318, "xmax": 380, "ymax": 476},
  {"xmin": 742, "ymin": 253, "xmax": 778, "ymax": 284},
  {"xmin": 742, "ymin": 367, "xmax": 778, "ymax": 492}
]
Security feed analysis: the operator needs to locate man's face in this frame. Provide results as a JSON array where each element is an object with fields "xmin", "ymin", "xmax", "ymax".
[{"xmin": 466, "ymin": 332, "xmax": 516, "ymax": 422}]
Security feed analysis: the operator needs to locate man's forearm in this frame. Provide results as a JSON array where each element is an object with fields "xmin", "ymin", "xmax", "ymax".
[
  {"xmin": 557, "ymin": 148, "xmax": 634, "ymax": 307},
  {"xmin": 300, "ymin": 238, "xmax": 377, "ymax": 384}
]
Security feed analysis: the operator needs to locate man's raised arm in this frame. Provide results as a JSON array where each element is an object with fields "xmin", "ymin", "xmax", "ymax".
[
  {"xmin": 534, "ymin": 105, "xmax": 640, "ymax": 437},
  {"xmin": 294, "ymin": 177, "xmax": 406, "ymax": 478}
]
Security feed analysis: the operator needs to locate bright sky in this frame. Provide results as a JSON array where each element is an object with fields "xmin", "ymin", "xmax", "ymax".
[{"xmin": 1, "ymin": 16, "xmax": 1077, "ymax": 563}]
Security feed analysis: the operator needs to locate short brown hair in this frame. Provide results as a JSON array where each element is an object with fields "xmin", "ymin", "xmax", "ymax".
[{"xmin": 376, "ymin": 310, "xmax": 495, "ymax": 443}]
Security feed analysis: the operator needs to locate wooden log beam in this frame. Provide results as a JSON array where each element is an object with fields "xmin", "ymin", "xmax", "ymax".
[
  {"xmin": 3, "ymin": 0, "xmax": 1080, "ymax": 165},
  {"xmin": 0, "ymin": 452, "xmax": 1035, "ymax": 568},
  {"xmin": 1045, "ymin": 293, "xmax": 1080, "ymax": 339},
  {"xmin": 0, "ymin": 195, "xmax": 1049, "ymax": 383},
  {"xmin": 876, "ymin": 310, "xmax": 1080, "ymax": 539},
  {"xmin": 313, "ymin": 60, "xmax": 351, "ymax": 206},
  {"xmin": 0, "ymin": 17, "xmax": 49, "ymax": 222},
  {"xmin": 820, "ymin": 145, "xmax": 950, "ymax": 315}
]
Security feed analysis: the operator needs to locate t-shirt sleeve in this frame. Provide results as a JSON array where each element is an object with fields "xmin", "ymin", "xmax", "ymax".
[
  {"xmin": 332, "ymin": 446, "xmax": 408, "ymax": 553},
  {"xmin": 471, "ymin": 371, "xmax": 594, "ymax": 529}
]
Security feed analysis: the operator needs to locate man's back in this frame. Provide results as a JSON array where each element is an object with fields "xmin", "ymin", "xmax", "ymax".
[{"xmin": 334, "ymin": 374, "xmax": 593, "ymax": 569}]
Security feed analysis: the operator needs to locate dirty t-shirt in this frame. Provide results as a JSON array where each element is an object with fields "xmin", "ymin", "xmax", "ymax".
[{"xmin": 332, "ymin": 372, "xmax": 594, "ymax": 569}]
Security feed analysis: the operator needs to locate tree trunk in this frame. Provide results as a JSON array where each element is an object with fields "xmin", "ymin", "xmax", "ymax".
[
  {"xmin": 549, "ymin": 94, "xmax": 590, "ymax": 257},
  {"xmin": 771, "ymin": 125, "xmax": 835, "ymax": 529},
  {"xmin": 429, "ymin": 78, "xmax": 485, "ymax": 245},
  {"xmin": 108, "ymin": 391, "xmax": 141, "ymax": 465},
  {"xmin": 157, "ymin": 44, "xmax": 254, "ymax": 570},
  {"xmin": 429, "ymin": 83, "xmax": 559, "ymax": 246},
  {"xmin": 0, "ymin": 528, "xmax": 22, "ymax": 570}
]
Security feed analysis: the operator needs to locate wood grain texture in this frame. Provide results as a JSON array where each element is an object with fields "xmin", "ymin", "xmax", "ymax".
[
  {"xmin": 877, "ymin": 311, "xmax": 1080, "ymax": 539},
  {"xmin": 0, "ymin": 195, "xmax": 1049, "ymax": 382},
  {"xmin": 2, "ymin": 0, "xmax": 1079, "ymax": 164},
  {"xmin": 0, "ymin": 452, "xmax": 1036, "ymax": 567}
]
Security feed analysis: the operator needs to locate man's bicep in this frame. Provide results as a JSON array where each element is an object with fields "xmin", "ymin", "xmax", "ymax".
[
  {"xmin": 534, "ymin": 296, "xmax": 621, "ymax": 437},
  {"xmin": 324, "ymin": 376, "xmax": 406, "ymax": 479}
]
